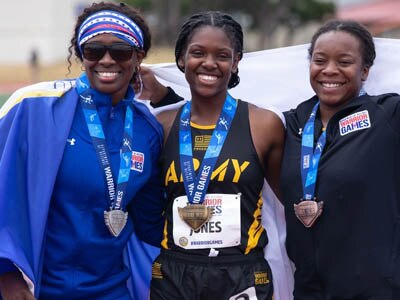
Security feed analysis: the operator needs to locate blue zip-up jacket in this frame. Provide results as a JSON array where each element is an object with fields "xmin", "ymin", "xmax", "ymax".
[{"xmin": 0, "ymin": 79, "xmax": 164, "ymax": 299}]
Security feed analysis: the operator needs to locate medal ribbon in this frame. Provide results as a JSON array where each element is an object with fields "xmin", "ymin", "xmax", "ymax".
[
  {"xmin": 300, "ymin": 89, "xmax": 365, "ymax": 200},
  {"xmin": 300, "ymin": 102, "xmax": 326, "ymax": 200},
  {"xmin": 76, "ymin": 73, "xmax": 133, "ymax": 210},
  {"xmin": 179, "ymin": 94, "xmax": 237, "ymax": 204}
]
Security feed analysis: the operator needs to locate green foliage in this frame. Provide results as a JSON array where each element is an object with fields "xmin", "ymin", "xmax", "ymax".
[
  {"xmin": 120, "ymin": 0, "xmax": 336, "ymax": 48},
  {"xmin": 180, "ymin": 0, "xmax": 191, "ymax": 15},
  {"xmin": 122, "ymin": 0, "xmax": 335, "ymax": 26},
  {"xmin": 291, "ymin": 0, "xmax": 335, "ymax": 23},
  {"xmin": 123, "ymin": 0, "xmax": 152, "ymax": 11}
]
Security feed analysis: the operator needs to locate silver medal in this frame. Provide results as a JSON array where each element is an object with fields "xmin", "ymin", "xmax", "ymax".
[{"xmin": 104, "ymin": 209, "xmax": 128, "ymax": 237}]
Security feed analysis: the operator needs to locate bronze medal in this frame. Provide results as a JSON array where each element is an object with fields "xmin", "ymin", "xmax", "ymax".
[
  {"xmin": 294, "ymin": 199, "xmax": 323, "ymax": 228},
  {"xmin": 178, "ymin": 204, "xmax": 214, "ymax": 231}
]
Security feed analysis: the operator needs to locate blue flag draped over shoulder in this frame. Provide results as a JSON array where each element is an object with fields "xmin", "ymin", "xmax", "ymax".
[
  {"xmin": 0, "ymin": 80, "xmax": 160, "ymax": 299},
  {"xmin": 0, "ymin": 80, "xmax": 78, "ymax": 296}
]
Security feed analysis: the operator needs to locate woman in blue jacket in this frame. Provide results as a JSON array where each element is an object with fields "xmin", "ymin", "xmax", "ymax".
[{"xmin": 0, "ymin": 2, "xmax": 164, "ymax": 299}]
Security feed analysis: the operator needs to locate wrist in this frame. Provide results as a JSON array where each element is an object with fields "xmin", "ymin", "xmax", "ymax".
[
  {"xmin": 149, "ymin": 84, "xmax": 169, "ymax": 105},
  {"xmin": 151, "ymin": 87, "xmax": 184, "ymax": 108}
]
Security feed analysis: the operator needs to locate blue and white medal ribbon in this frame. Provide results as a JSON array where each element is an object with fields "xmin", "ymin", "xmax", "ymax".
[
  {"xmin": 300, "ymin": 102, "xmax": 326, "ymax": 201},
  {"xmin": 295, "ymin": 90, "xmax": 366, "ymax": 227},
  {"xmin": 76, "ymin": 73, "xmax": 133, "ymax": 237},
  {"xmin": 295, "ymin": 102, "xmax": 325, "ymax": 227},
  {"xmin": 178, "ymin": 94, "xmax": 237, "ymax": 230}
]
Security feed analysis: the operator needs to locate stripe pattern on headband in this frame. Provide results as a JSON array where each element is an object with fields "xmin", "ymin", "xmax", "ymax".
[{"xmin": 78, "ymin": 10, "xmax": 144, "ymax": 53}]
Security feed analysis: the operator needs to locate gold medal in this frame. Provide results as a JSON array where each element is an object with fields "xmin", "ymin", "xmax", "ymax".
[
  {"xmin": 294, "ymin": 199, "xmax": 323, "ymax": 228},
  {"xmin": 178, "ymin": 204, "xmax": 214, "ymax": 231}
]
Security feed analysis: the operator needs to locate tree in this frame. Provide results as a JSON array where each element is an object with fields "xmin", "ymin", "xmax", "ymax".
[
  {"xmin": 183, "ymin": 0, "xmax": 296, "ymax": 49},
  {"xmin": 179, "ymin": 0, "xmax": 335, "ymax": 49},
  {"xmin": 124, "ymin": 0, "xmax": 335, "ymax": 49},
  {"xmin": 125, "ymin": 0, "xmax": 181, "ymax": 45},
  {"xmin": 284, "ymin": 0, "xmax": 336, "ymax": 45},
  {"xmin": 124, "ymin": 0, "xmax": 151, "ymax": 10}
]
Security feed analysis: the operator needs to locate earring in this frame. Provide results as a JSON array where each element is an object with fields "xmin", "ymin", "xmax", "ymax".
[
  {"xmin": 132, "ymin": 66, "xmax": 143, "ymax": 98},
  {"xmin": 136, "ymin": 72, "xmax": 143, "ymax": 98}
]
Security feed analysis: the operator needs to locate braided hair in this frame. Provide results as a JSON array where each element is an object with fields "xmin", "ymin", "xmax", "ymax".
[
  {"xmin": 67, "ymin": 2, "xmax": 151, "ymax": 72},
  {"xmin": 308, "ymin": 19, "xmax": 376, "ymax": 68},
  {"xmin": 175, "ymin": 11, "xmax": 243, "ymax": 89}
]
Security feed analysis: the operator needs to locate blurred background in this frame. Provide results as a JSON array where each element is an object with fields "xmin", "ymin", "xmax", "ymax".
[{"xmin": 1, "ymin": 0, "xmax": 400, "ymax": 105}]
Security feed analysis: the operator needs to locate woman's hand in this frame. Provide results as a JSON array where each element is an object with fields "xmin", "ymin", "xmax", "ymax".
[
  {"xmin": 0, "ymin": 271, "xmax": 35, "ymax": 300},
  {"xmin": 134, "ymin": 66, "xmax": 168, "ymax": 103}
]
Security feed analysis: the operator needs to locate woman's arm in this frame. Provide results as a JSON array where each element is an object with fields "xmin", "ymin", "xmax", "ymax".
[
  {"xmin": 249, "ymin": 104, "xmax": 285, "ymax": 199},
  {"xmin": 136, "ymin": 66, "xmax": 184, "ymax": 108}
]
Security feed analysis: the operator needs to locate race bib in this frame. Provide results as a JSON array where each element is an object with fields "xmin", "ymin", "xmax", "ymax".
[{"xmin": 172, "ymin": 193, "xmax": 241, "ymax": 249}]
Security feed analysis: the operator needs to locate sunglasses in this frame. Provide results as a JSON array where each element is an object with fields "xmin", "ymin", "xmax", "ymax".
[{"xmin": 82, "ymin": 42, "xmax": 136, "ymax": 62}]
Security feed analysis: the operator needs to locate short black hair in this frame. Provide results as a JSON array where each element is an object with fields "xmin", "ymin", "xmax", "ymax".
[
  {"xmin": 308, "ymin": 19, "xmax": 376, "ymax": 68},
  {"xmin": 175, "ymin": 11, "xmax": 243, "ymax": 89}
]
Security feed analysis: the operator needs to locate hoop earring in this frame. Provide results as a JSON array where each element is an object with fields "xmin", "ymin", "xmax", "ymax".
[
  {"xmin": 136, "ymin": 72, "xmax": 143, "ymax": 98},
  {"xmin": 132, "ymin": 66, "xmax": 143, "ymax": 98}
]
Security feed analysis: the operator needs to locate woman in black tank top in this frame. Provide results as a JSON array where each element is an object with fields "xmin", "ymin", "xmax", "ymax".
[{"xmin": 150, "ymin": 11, "xmax": 285, "ymax": 300}]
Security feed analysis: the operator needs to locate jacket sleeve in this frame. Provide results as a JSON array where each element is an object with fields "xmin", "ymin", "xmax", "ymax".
[
  {"xmin": 130, "ymin": 157, "xmax": 166, "ymax": 246},
  {"xmin": 0, "ymin": 259, "xmax": 18, "ymax": 275},
  {"xmin": 374, "ymin": 93, "xmax": 400, "ymax": 134},
  {"xmin": 150, "ymin": 87, "xmax": 184, "ymax": 108},
  {"xmin": 127, "ymin": 110, "xmax": 166, "ymax": 247}
]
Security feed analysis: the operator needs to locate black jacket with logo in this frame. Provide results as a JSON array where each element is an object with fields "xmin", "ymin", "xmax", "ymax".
[{"xmin": 281, "ymin": 93, "xmax": 400, "ymax": 299}]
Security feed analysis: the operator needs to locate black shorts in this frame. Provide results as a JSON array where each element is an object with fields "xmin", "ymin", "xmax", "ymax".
[{"xmin": 150, "ymin": 249, "xmax": 273, "ymax": 300}]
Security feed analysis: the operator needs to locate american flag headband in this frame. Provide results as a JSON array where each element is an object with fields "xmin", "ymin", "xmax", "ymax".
[{"xmin": 77, "ymin": 10, "xmax": 144, "ymax": 54}]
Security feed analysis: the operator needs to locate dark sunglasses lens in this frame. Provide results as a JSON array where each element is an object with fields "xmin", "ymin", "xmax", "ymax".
[
  {"xmin": 109, "ymin": 44, "xmax": 134, "ymax": 61},
  {"xmin": 82, "ymin": 43, "xmax": 134, "ymax": 62},
  {"xmin": 82, "ymin": 44, "xmax": 106, "ymax": 61}
]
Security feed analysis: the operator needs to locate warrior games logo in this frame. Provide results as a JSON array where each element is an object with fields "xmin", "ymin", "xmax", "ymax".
[
  {"xmin": 131, "ymin": 151, "xmax": 144, "ymax": 172},
  {"xmin": 339, "ymin": 110, "xmax": 371, "ymax": 136}
]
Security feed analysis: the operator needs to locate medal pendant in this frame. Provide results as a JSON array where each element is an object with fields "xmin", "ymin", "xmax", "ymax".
[
  {"xmin": 178, "ymin": 204, "xmax": 214, "ymax": 231},
  {"xmin": 294, "ymin": 199, "xmax": 323, "ymax": 228},
  {"xmin": 104, "ymin": 209, "xmax": 128, "ymax": 237}
]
